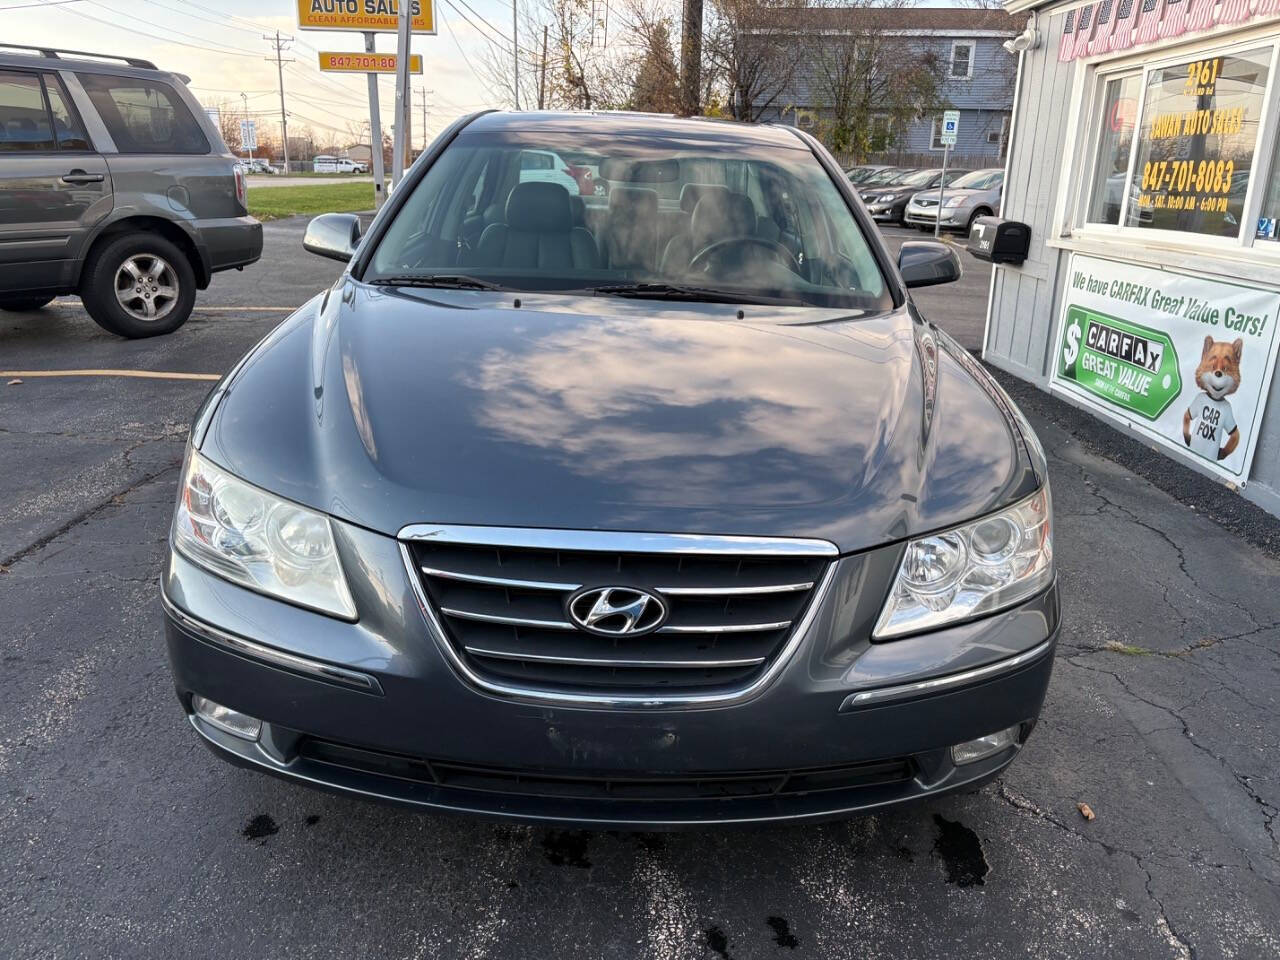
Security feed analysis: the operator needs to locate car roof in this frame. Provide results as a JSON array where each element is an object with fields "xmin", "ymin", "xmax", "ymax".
[
  {"xmin": 464, "ymin": 111, "xmax": 809, "ymax": 151},
  {"xmin": 0, "ymin": 44, "xmax": 187, "ymax": 84}
]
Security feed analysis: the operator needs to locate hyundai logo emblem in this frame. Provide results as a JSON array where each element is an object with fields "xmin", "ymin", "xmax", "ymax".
[{"xmin": 567, "ymin": 586, "xmax": 668, "ymax": 637}]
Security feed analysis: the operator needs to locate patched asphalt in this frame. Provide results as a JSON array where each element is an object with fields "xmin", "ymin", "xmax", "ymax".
[{"xmin": 1, "ymin": 218, "xmax": 1278, "ymax": 960}]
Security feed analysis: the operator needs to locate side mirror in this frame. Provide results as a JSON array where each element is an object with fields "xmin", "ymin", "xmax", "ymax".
[
  {"xmin": 303, "ymin": 212, "xmax": 362, "ymax": 262},
  {"xmin": 898, "ymin": 240, "xmax": 962, "ymax": 289}
]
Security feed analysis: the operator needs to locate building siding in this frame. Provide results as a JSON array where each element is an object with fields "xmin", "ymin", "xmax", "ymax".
[
  {"xmin": 984, "ymin": 10, "xmax": 1074, "ymax": 383},
  {"xmin": 762, "ymin": 31, "xmax": 1016, "ymax": 162},
  {"xmin": 984, "ymin": 7, "xmax": 1280, "ymax": 516}
]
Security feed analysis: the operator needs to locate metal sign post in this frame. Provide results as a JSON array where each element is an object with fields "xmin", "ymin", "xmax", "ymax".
[
  {"xmin": 363, "ymin": 32, "xmax": 387, "ymax": 209},
  {"xmin": 391, "ymin": 0, "xmax": 414, "ymax": 187},
  {"xmin": 935, "ymin": 110, "xmax": 960, "ymax": 239}
]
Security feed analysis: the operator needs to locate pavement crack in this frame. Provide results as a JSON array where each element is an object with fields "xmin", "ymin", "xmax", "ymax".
[
  {"xmin": 0, "ymin": 463, "xmax": 181, "ymax": 569},
  {"xmin": 997, "ymin": 784, "xmax": 1197, "ymax": 958},
  {"xmin": 1065, "ymin": 656, "xmax": 1280, "ymax": 870}
]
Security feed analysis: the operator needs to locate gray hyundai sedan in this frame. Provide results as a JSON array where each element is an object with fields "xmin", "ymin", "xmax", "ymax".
[{"xmin": 163, "ymin": 111, "xmax": 1056, "ymax": 827}]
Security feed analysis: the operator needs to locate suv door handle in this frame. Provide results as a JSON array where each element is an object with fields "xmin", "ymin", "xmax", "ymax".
[{"xmin": 61, "ymin": 170, "xmax": 105, "ymax": 184}]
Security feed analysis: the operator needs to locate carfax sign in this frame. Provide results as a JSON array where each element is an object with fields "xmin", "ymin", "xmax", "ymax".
[{"xmin": 1052, "ymin": 254, "xmax": 1280, "ymax": 485}]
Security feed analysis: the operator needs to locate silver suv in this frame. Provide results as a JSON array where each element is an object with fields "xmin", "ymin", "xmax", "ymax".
[{"xmin": 0, "ymin": 43, "xmax": 262, "ymax": 337}]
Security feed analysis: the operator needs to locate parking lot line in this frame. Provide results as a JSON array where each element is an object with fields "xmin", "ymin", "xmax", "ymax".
[
  {"xmin": 2, "ymin": 369, "xmax": 220, "ymax": 381},
  {"xmin": 49, "ymin": 299, "xmax": 297, "ymax": 312}
]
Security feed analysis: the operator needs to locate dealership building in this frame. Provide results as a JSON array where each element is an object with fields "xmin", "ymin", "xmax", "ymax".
[{"xmin": 984, "ymin": 0, "xmax": 1280, "ymax": 514}]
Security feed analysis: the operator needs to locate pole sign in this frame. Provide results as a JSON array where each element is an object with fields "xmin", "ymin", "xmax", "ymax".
[
  {"xmin": 296, "ymin": 0, "xmax": 435, "ymax": 34},
  {"xmin": 318, "ymin": 51, "xmax": 422, "ymax": 73},
  {"xmin": 239, "ymin": 119, "xmax": 257, "ymax": 150},
  {"xmin": 1052, "ymin": 254, "xmax": 1280, "ymax": 485},
  {"xmin": 940, "ymin": 110, "xmax": 959, "ymax": 147}
]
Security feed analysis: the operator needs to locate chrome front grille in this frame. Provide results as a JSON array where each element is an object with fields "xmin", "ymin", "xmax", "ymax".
[{"xmin": 400, "ymin": 527, "xmax": 836, "ymax": 702}]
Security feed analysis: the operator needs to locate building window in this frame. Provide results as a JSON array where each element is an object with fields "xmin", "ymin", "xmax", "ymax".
[
  {"xmin": 1085, "ymin": 73, "xmax": 1141, "ymax": 226},
  {"xmin": 931, "ymin": 116, "xmax": 946, "ymax": 151},
  {"xmin": 1261, "ymin": 137, "xmax": 1280, "ymax": 244},
  {"xmin": 950, "ymin": 41, "xmax": 975, "ymax": 79},
  {"xmin": 1079, "ymin": 40, "xmax": 1276, "ymax": 247},
  {"xmin": 987, "ymin": 114, "xmax": 1010, "ymax": 145},
  {"xmin": 1128, "ymin": 48, "xmax": 1269, "ymax": 238}
]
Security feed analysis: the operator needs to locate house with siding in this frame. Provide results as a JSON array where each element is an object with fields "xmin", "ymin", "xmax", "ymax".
[{"xmin": 760, "ymin": 8, "xmax": 1019, "ymax": 165}]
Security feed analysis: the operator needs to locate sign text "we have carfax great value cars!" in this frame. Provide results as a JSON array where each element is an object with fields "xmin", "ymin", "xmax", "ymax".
[{"xmin": 1053, "ymin": 254, "xmax": 1280, "ymax": 485}]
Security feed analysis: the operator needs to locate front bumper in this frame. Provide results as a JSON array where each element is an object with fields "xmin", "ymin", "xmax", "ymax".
[
  {"xmin": 162, "ymin": 525, "xmax": 1059, "ymax": 827},
  {"xmin": 905, "ymin": 205, "xmax": 964, "ymax": 230}
]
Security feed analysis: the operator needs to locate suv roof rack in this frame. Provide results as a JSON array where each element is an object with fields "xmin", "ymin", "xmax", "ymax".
[{"xmin": 0, "ymin": 42, "xmax": 157, "ymax": 70}]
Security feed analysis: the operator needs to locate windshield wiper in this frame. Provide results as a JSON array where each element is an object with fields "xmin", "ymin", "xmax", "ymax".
[
  {"xmin": 370, "ymin": 274, "xmax": 505, "ymax": 290},
  {"xmin": 591, "ymin": 282, "xmax": 804, "ymax": 307}
]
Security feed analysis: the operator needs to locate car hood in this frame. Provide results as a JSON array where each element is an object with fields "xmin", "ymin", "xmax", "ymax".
[
  {"xmin": 201, "ymin": 283, "xmax": 1036, "ymax": 554},
  {"xmin": 914, "ymin": 188, "xmax": 981, "ymax": 204}
]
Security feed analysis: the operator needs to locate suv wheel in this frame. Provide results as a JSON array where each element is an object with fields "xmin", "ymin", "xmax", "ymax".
[
  {"xmin": 80, "ymin": 234, "xmax": 196, "ymax": 338},
  {"xmin": 0, "ymin": 295, "xmax": 54, "ymax": 312}
]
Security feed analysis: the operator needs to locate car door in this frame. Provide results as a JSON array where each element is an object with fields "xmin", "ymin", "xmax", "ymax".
[{"xmin": 0, "ymin": 69, "xmax": 111, "ymax": 295}]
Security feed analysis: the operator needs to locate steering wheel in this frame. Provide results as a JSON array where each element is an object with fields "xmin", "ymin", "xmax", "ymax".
[{"xmin": 688, "ymin": 236, "xmax": 800, "ymax": 276}]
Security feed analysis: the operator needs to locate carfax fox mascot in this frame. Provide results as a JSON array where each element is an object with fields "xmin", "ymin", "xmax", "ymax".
[{"xmin": 1182, "ymin": 336, "xmax": 1243, "ymax": 462}]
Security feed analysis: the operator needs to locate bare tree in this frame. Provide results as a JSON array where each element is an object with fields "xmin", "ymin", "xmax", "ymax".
[
  {"xmin": 702, "ymin": 0, "xmax": 810, "ymax": 122},
  {"xmin": 808, "ymin": 3, "xmax": 946, "ymax": 159},
  {"xmin": 211, "ymin": 101, "xmax": 242, "ymax": 153}
]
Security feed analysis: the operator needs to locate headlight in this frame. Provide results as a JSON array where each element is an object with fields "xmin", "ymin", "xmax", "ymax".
[
  {"xmin": 878, "ymin": 194, "xmax": 898, "ymax": 203},
  {"xmin": 171, "ymin": 450, "xmax": 357, "ymax": 619},
  {"xmin": 874, "ymin": 488, "xmax": 1052, "ymax": 639},
  {"xmin": 944, "ymin": 195, "xmax": 968, "ymax": 208}
]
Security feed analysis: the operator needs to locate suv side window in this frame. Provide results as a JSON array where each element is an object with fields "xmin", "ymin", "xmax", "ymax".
[
  {"xmin": 42, "ymin": 74, "xmax": 91, "ymax": 151},
  {"xmin": 0, "ymin": 71, "xmax": 55, "ymax": 151},
  {"xmin": 77, "ymin": 73, "xmax": 209, "ymax": 155}
]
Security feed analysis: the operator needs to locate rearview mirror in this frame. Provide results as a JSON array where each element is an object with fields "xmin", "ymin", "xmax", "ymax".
[
  {"xmin": 303, "ymin": 213, "xmax": 362, "ymax": 262},
  {"xmin": 898, "ymin": 241, "xmax": 961, "ymax": 289}
]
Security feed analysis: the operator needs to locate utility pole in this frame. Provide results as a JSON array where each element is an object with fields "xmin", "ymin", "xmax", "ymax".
[
  {"xmin": 680, "ymin": 0, "xmax": 702, "ymax": 117},
  {"xmin": 512, "ymin": 0, "xmax": 520, "ymax": 109},
  {"xmin": 264, "ymin": 30, "xmax": 294, "ymax": 172},
  {"xmin": 537, "ymin": 24, "xmax": 548, "ymax": 110},
  {"xmin": 420, "ymin": 88, "xmax": 430, "ymax": 151}
]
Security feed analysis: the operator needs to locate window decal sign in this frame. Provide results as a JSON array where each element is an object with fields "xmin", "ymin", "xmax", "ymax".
[{"xmin": 1053, "ymin": 255, "xmax": 1280, "ymax": 484}]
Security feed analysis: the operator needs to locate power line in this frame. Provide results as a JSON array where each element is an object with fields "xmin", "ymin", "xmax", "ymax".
[
  {"xmin": 0, "ymin": 0, "xmax": 84, "ymax": 10},
  {"xmin": 439, "ymin": 5, "xmax": 486, "ymax": 89},
  {"xmin": 59, "ymin": 5, "xmax": 260, "ymax": 57},
  {"xmin": 84, "ymin": 0, "xmax": 263, "ymax": 57}
]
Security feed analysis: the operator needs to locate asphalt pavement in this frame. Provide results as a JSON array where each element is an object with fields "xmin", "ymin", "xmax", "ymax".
[{"xmin": 1, "ymin": 218, "xmax": 1278, "ymax": 959}]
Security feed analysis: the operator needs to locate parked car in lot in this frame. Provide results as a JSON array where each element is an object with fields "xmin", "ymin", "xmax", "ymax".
[
  {"xmin": 905, "ymin": 168, "xmax": 1005, "ymax": 234},
  {"xmin": 163, "ymin": 111, "xmax": 1056, "ymax": 827},
  {"xmin": 845, "ymin": 163, "xmax": 896, "ymax": 184},
  {"xmin": 859, "ymin": 165, "xmax": 905, "ymax": 186},
  {"xmin": 0, "ymin": 43, "xmax": 262, "ymax": 336},
  {"xmin": 313, "ymin": 155, "xmax": 362, "ymax": 173},
  {"xmin": 859, "ymin": 167, "xmax": 972, "ymax": 225}
]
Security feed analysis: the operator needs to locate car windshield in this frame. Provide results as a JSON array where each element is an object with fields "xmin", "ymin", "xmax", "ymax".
[
  {"xmin": 366, "ymin": 128, "xmax": 892, "ymax": 311},
  {"xmin": 949, "ymin": 169, "xmax": 1003, "ymax": 190},
  {"xmin": 896, "ymin": 169, "xmax": 938, "ymax": 187},
  {"xmin": 863, "ymin": 168, "xmax": 901, "ymax": 185}
]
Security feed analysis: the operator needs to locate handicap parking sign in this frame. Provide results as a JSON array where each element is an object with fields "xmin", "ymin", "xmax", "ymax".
[{"xmin": 941, "ymin": 110, "xmax": 959, "ymax": 147}]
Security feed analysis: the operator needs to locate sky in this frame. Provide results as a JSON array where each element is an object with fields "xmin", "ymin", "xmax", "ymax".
[{"xmin": 1, "ymin": 0, "xmax": 518, "ymax": 148}]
